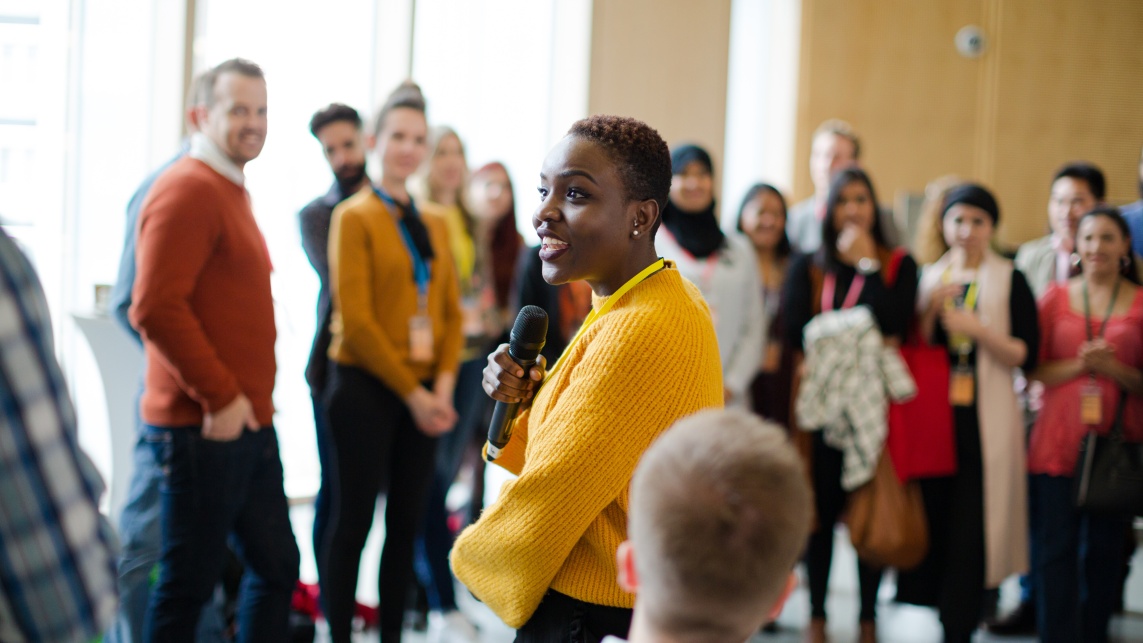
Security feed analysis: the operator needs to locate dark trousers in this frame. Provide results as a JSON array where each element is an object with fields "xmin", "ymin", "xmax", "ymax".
[
  {"xmin": 144, "ymin": 425, "xmax": 300, "ymax": 643},
  {"xmin": 515, "ymin": 591, "xmax": 633, "ymax": 643},
  {"xmin": 1032, "ymin": 474, "xmax": 1127, "ymax": 643},
  {"xmin": 414, "ymin": 357, "xmax": 488, "ymax": 611},
  {"xmin": 323, "ymin": 365, "xmax": 439, "ymax": 643},
  {"xmin": 921, "ymin": 411, "xmax": 986, "ymax": 643},
  {"xmin": 311, "ymin": 393, "xmax": 336, "ymax": 616},
  {"xmin": 805, "ymin": 433, "xmax": 883, "ymax": 622}
]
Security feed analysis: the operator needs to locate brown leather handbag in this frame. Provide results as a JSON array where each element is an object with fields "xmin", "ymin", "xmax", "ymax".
[{"xmin": 845, "ymin": 451, "xmax": 929, "ymax": 570}]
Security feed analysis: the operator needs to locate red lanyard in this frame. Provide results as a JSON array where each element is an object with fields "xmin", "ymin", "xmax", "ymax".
[{"xmin": 821, "ymin": 272, "xmax": 866, "ymax": 312}]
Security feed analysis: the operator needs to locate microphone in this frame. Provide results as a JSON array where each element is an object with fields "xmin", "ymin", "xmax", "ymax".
[{"xmin": 487, "ymin": 305, "xmax": 548, "ymax": 461}]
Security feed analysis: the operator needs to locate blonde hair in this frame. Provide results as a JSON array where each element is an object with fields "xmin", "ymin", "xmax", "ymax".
[
  {"xmin": 912, "ymin": 174, "xmax": 964, "ymax": 265},
  {"xmin": 410, "ymin": 126, "xmax": 470, "ymax": 213},
  {"xmin": 812, "ymin": 118, "xmax": 861, "ymax": 159},
  {"xmin": 628, "ymin": 410, "xmax": 811, "ymax": 643}
]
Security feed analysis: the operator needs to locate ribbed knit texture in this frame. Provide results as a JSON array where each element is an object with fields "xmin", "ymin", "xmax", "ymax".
[
  {"xmin": 450, "ymin": 266, "xmax": 724, "ymax": 628},
  {"xmin": 327, "ymin": 190, "xmax": 463, "ymax": 397},
  {"xmin": 131, "ymin": 157, "xmax": 276, "ymax": 426}
]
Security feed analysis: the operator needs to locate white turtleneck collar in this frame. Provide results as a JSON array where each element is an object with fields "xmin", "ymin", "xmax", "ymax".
[{"xmin": 189, "ymin": 132, "xmax": 246, "ymax": 187}]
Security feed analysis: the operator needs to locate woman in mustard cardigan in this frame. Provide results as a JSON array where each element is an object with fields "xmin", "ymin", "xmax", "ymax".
[
  {"xmin": 450, "ymin": 115, "xmax": 724, "ymax": 642},
  {"xmin": 323, "ymin": 82, "xmax": 462, "ymax": 643}
]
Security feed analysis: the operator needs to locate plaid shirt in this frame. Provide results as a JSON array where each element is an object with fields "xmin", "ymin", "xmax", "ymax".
[
  {"xmin": 0, "ymin": 229, "xmax": 118, "ymax": 641},
  {"xmin": 796, "ymin": 306, "xmax": 916, "ymax": 490}
]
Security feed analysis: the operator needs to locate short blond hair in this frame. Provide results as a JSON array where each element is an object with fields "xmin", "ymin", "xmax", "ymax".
[
  {"xmin": 812, "ymin": 118, "xmax": 861, "ymax": 160},
  {"xmin": 628, "ymin": 410, "xmax": 811, "ymax": 643}
]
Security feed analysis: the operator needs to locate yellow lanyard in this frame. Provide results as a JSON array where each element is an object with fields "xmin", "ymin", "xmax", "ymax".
[
  {"xmin": 942, "ymin": 268, "xmax": 980, "ymax": 357},
  {"xmin": 544, "ymin": 258, "xmax": 667, "ymax": 382}
]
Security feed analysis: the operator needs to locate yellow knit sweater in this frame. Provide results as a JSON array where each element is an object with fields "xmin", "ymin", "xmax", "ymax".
[{"xmin": 450, "ymin": 265, "xmax": 724, "ymax": 628}]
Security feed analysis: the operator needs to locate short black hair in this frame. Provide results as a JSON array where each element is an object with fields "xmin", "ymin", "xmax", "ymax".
[
  {"xmin": 818, "ymin": 166, "xmax": 890, "ymax": 268},
  {"xmin": 309, "ymin": 103, "xmax": 362, "ymax": 139},
  {"xmin": 567, "ymin": 115, "xmax": 671, "ymax": 234},
  {"xmin": 1077, "ymin": 206, "xmax": 1140, "ymax": 284},
  {"xmin": 1052, "ymin": 162, "xmax": 1106, "ymax": 201},
  {"xmin": 202, "ymin": 58, "xmax": 264, "ymax": 108},
  {"xmin": 373, "ymin": 81, "xmax": 426, "ymax": 138},
  {"xmin": 735, "ymin": 183, "xmax": 792, "ymax": 259}
]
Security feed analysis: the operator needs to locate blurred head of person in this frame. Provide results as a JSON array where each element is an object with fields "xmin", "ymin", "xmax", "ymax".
[
  {"xmin": 372, "ymin": 81, "xmax": 428, "ymax": 189},
  {"xmin": 412, "ymin": 126, "xmax": 467, "ymax": 207},
  {"xmin": 669, "ymin": 144, "xmax": 715, "ymax": 213},
  {"xmin": 663, "ymin": 144, "xmax": 724, "ymax": 259},
  {"xmin": 809, "ymin": 119, "xmax": 860, "ymax": 198},
  {"xmin": 533, "ymin": 115, "xmax": 671, "ymax": 294},
  {"xmin": 309, "ymin": 103, "xmax": 368, "ymax": 193},
  {"xmin": 912, "ymin": 175, "xmax": 964, "ymax": 265},
  {"xmin": 1075, "ymin": 206, "xmax": 1139, "ymax": 285},
  {"xmin": 618, "ymin": 410, "xmax": 811, "ymax": 643},
  {"xmin": 196, "ymin": 58, "xmax": 268, "ymax": 169},
  {"xmin": 735, "ymin": 183, "xmax": 791, "ymax": 259},
  {"xmin": 819, "ymin": 166, "xmax": 888, "ymax": 268},
  {"xmin": 1048, "ymin": 162, "xmax": 1105, "ymax": 250},
  {"xmin": 469, "ymin": 161, "xmax": 522, "ymax": 308},
  {"xmin": 940, "ymin": 183, "xmax": 1000, "ymax": 265}
]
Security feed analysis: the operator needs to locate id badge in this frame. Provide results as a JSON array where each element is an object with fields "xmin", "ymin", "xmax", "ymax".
[
  {"xmin": 1080, "ymin": 381, "xmax": 1103, "ymax": 425},
  {"xmin": 949, "ymin": 365, "xmax": 975, "ymax": 407},
  {"xmin": 409, "ymin": 315, "xmax": 434, "ymax": 363}
]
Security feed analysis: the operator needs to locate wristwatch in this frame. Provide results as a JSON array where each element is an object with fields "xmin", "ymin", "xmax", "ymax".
[{"xmin": 856, "ymin": 257, "xmax": 881, "ymax": 275}]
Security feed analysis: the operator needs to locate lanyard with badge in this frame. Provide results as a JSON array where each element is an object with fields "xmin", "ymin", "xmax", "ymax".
[
  {"xmin": 374, "ymin": 186, "xmax": 434, "ymax": 363},
  {"xmin": 543, "ymin": 258, "xmax": 667, "ymax": 383},
  {"xmin": 1080, "ymin": 276, "xmax": 1121, "ymax": 425},
  {"xmin": 942, "ymin": 269, "xmax": 980, "ymax": 407}
]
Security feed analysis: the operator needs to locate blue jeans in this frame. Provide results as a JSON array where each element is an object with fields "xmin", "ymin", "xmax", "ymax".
[
  {"xmin": 311, "ymin": 393, "xmax": 336, "ymax": 616},
  {"xmin": 106, "ymin": 409, "xmax": 225, "ymax": 643},
  {"xmin": 414, "ymin": 357, "xmax": 486, "ymax": 611},
  {"xmin": 145, "ymin": 425, "xmax": 300, "ymax": 643},
  {"xmin": 1032, "ymin": 474, "xmax": 1127, "ymax": 643}
]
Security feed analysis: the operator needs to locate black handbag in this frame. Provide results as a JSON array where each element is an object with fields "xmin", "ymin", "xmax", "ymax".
[{"xmin": 1074, "ymin": 391, "xmax": 1143, "ymax": 516}]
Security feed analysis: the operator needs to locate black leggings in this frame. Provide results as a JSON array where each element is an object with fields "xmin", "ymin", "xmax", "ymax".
[
  {"xmin": 805, "ymin": 432, "xmax": 883, "ymax": 622},
  {"xmin": 323, "ymin": 365, "xmax": 438, "ymax": 643}
]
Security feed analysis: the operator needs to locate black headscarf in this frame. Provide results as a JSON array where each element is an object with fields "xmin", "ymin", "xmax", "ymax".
[
  {"xmin": 941, "ymin": 183, "xmax": 1000, "ymax": 225},
  {"xmin": 664, "ymin": 144, "xmax": 724, "ymax": 258}
]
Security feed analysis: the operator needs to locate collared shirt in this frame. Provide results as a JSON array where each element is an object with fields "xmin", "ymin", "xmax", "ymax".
[
  {"xmin": 1050, "ymin": 233, "xmax": 1073, "ymax": 284},
  {"xmin": 0, "ymin": 229, "xmax": 118, "ymax": 642},
  {"xmin": 189, "ymin": 132, "xmax": 245, "ymax": 187}
]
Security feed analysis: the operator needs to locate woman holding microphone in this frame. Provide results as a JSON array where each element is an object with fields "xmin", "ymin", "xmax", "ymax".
[{"xmin": 451, "ymin": 115, "xmax": 724, "ymax": 642}]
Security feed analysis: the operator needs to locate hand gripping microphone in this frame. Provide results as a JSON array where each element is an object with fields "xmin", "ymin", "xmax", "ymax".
[{"xmin": 487, "ymin": 305, "xmax": 548, "ymax": 461}]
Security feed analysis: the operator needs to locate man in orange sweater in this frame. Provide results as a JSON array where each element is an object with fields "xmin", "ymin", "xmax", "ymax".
[{"xmin": 129, "ymin": 58, "xmax": 299, "ymax": 643}]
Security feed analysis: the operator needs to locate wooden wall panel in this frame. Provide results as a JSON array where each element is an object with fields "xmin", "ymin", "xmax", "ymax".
[
  {"xmin": 987, "ymin": 0, "xmax": 1143, "ymax": 243},
  {"xmin": 589, "ymin": 0, "xmax": 732, "ymax": 180},
  {"xmin": 795, "ymin": 0, "xmax": 1143, "ymax": 247}
]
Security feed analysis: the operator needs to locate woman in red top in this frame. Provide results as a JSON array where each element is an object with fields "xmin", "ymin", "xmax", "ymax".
[{"xmin": 1030, "ymin": 206, "xmax": 1143, "ymax": 643}]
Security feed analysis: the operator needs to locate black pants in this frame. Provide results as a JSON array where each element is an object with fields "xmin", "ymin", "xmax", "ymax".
[
  {"xmin": 896, "ymin": 406, "xmax": 986, "ymax": 643},
  {"xmin": 805, "ymin": 433, "xmax": 883, "ymax": 622},
  {"xmin": 323, "ymin": 365, "xmax": 438, "ymax": 643},
  {"xmin": 515, "ymin": 591, "xmax": 633, "ymax": 643}
]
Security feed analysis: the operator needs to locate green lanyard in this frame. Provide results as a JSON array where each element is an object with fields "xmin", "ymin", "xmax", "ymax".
[
  {"xmin": 1083, "ymin": 277, "xmax": 1121, "ymax": 342},
  {"xmin": 942, "ymin": 268, "xmax": 980, "ymax": 359}
]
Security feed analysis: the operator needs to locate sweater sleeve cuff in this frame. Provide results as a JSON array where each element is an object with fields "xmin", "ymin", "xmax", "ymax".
[{"xmin": 203, "ymin": 385, "xmax": 241, "ymax": 414}]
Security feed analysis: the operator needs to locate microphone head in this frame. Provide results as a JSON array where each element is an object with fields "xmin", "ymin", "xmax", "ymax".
[{"xmin": 508, "ymin": 305, "xmax": 549, "ymax": 363}]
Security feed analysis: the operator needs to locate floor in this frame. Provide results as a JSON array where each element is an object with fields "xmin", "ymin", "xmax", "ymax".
[{"xmin": 290, "ymin": 498, "xmax": 1143, "ymax": 643}]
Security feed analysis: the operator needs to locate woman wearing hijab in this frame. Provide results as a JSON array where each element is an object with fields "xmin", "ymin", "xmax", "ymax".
[{"xmin": 657, "ymin": 144, "xmax": 764, "ymax": 408}]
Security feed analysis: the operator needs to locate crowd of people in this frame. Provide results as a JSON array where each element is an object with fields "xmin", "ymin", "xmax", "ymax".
[{"xmin": 4, "ymin": 54, "xmax": 1143, "ymax": 643}]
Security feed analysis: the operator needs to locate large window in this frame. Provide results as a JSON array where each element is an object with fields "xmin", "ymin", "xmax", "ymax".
[{"xmin": 8, "ymin": 0, "xmax": 590, "ymax": 512}]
